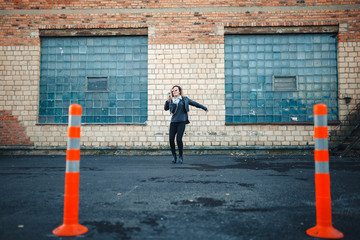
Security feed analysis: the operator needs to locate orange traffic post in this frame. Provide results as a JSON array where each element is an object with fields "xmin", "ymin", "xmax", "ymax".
[
  {"xmin": 306, "ymin": 103, "xmax": 343, "ymax": 239},
  {"xmin": 53, "ymin": 104, "xmax": 88, "ymax": 237}
]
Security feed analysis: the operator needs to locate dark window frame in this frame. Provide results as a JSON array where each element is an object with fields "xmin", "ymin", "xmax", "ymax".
[
  {"xmin": 39, "ymin": 28, "xmax": 148, "ymax": 37},
  {"xmin": 86, "ymin": 76, "xmax": 109, "ymax": 92}
]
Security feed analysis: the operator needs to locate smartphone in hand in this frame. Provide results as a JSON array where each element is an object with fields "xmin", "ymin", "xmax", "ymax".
[{"xmin": 167, "ymin": 92, "xmax": 171, "ymax": 102}]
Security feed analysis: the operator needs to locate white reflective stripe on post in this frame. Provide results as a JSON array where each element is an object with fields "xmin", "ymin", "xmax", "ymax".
[
  {"xmin": 315, "ymin": 161, "xmax": 329, "ymax": 174},
  {"xmin": 67, "ymin": 138, "xmax": 80, "ymax": 150},
  {"xmin": 315, "ymin": 138, "xmax": 328, "ymax": 150},
  {"xmin": 66, "ymin": 160, "xmax": 80, "ymax": 173},
  {"xmin": 314, "ymin": 115, "xmax": 327, "ymax": 127},
  {"xmin": 69, "ymin": 115, "xmax": 81, "ymax": 127}
]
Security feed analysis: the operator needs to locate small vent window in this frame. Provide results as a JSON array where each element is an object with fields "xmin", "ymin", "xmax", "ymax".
[
  {"xmin": 273, "ymin": 76, "xmax": 297, "ymax": 91},
  {"xmin": 87, "ymin": 76, "xmax": 108, "ymax": 91}
]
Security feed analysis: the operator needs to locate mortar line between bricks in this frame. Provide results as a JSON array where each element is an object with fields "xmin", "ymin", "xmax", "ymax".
[{"xmin": 1, "ymin": 4, "xmax": 359, "ymax": 16}]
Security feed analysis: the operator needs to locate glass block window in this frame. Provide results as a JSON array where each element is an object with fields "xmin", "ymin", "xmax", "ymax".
[
  {"xmin": 225, "ymin": 34, "xmax": 338, "ymax": 123},
  {"xmin": 39, "ymin": 36, "xmax": 148, "ymax": 124}
]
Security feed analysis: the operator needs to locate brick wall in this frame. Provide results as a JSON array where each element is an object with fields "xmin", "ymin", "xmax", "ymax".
[
  {"xmin": 0, "ymin": 1, "xmax": 359, "ymax": 151},
  {"xmin": 1, "ymin": 0, "xmax": 358, "ymax": 10},
  {"xmin": 338, "ymin": 41, "xmax": 360, "ymax": 117},
  {"xmin": 0, "ymin": 45, "xmax": 39, "ymax": 147},
  {"xmin": 338, "ymin": 23, "xmax": 360, "ymax": 120},
  {"xmin": 1, "ymin": 4, "xmax": 360, "ymax": 45},
  {"xmin": 0, "ymin": 111, "xmax": 33, "ymax": 146},
  {"xmin": 148, "ymin": 43, "xmax": 224, "ymax": 149}
]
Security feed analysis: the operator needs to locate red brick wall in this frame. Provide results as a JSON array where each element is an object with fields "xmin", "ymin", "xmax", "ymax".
[
  {"xmin": 0, "ymin": 0, "xmax": 358, "ymax": 10},
  {"xmin": 0, "ymin": 7, "xmax": 359, "ymax": 45},
  {"xmin": 0, "ymin": 111, "xmax": 34, "ymax": 146}
]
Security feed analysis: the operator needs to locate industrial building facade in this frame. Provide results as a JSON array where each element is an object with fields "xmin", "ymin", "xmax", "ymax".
[{"xmin": 0, "ymin": 1, "xmax": 359, "ymax": 153}]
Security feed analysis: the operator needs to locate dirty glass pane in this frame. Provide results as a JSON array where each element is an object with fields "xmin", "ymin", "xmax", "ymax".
[
  {"xmin": 39, "ymin": 36, "xmax": 148, "ymax": 124},
  {"xmin": 87, "ymin": 77, "xmax": 108, "ymax": 91},
  {"xmin": 225, "ymin": 34, "xmax": 338, "ymax": 123}
]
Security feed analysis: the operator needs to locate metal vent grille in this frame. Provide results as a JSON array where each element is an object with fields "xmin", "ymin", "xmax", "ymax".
[
  {"xmin": 273, "ymin": 76, "xmax": 297, "ymax": 91},
  {"xmin": 87, "ymin": 76, "xmax": 108, "ymax": 91}
]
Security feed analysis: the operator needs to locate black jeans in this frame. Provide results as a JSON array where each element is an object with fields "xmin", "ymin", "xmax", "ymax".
[{"xmin": 169, "ymin": 122, "xmax": 186, "ymax": 157}]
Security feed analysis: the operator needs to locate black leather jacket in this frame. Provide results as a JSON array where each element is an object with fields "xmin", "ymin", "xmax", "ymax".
[{"xmin": 164, "ymin": 96, "xmax": 207, "ymax": 113}]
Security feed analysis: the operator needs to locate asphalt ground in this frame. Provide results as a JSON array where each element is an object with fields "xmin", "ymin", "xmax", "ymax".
[{"xmin": 0, "ymin": 154, "xmax": 359, "ymax": 240}]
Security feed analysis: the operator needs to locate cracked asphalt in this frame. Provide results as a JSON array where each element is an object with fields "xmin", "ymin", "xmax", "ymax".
[{"xmin": 0, "ymin": 154, "xmax": 359, "ymax": 240}]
